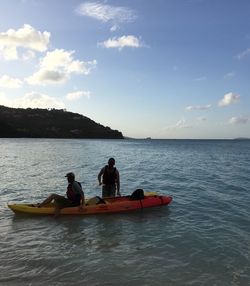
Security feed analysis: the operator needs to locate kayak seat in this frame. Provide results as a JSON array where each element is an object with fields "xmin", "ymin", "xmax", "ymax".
[
  {"xmin": 86, "ymin": 196, "xmax": 106, "ymax": 206},
  {"xmin": 129, "ymin": 189, "xmax": 145, "ymax": 200}
]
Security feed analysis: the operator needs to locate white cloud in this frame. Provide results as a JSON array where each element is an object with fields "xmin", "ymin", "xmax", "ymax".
[
  {"xmin": 110, "ymin": 24, "xmax": 120, "ymax": 32},
  {"xmin": 193, "ymin": 76, "xmax": 207, "ymax": 81},
  {"xmin": 229, "ymin": 116, "xmax": 249, "ymax": 125},
  {"xmin": 165, "ymin": 119, "xmax": 191, "ymax": 130},
  {"xmin": 26, "ymin": 69, "xmax": 67, "ymax": 85},
  {"xmin": 0, "ymin": 91, "xmax": 64, "ymax": 109},
  {"xmin": 237, "ymin": 48, "xmax": 250, "ymax": 60},
  {"xmin": 0, "ymin": 92, "xmax": 8, "ymax": 104},
  {"xmin": 0, "ymin": 46, "xmax": 18, "ymax": 60},
  {"xmin": 218, "ymin": 92, "xmax": 240, "ymax": 107},
  {"xmin": 186, "ymin": 104, "xmax": 211, "ymax": 111},
  {"xmin": 66, "ymin": 90, "xmax": 91, "ymax": 101},
  {"xmin": 18, "ymin": 92, "xmax": 65, "ymax": 109},
  {"xmin": 175, "ymin": 119, "xmax": 190, "ymax": 129},
  {"xmin": 22, "ymin": 50, "xmax": 36, "ymax": 61},
  {"xmin": 197, "ymin": 117, "xmax": 207, "ymax": 122},
  {"xmin": 77, "ymin": 2, "xmax": 136, "ymax": 23},
  {"xmin": 100, "ymin": 35, "xmax": 143, "ymax": 50},
  {"xmin": 0, "ymin": 24, "xmax": 50, "ymax": 60},
  {"xmin": 26, "ymin": 49, "xmax": 97, "ymax": 85},
  {"xmin": 0, "ymin": 75, "xmax": 22, "ymax": 88},
  {"xmin": 224, "ymin": 71, "xmax": 235, "ymax": 79}
]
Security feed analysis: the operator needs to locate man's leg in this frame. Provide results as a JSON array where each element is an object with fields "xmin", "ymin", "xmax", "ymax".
[{"xmin": 39, "ymin": 194, "xmax": 64, "ymax": 207}]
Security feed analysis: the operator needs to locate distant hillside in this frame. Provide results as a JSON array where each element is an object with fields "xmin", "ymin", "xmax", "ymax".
[
  {"xmin": 233, "ymin": 137, "xmax": 250, "ymax": 140},
  {"xmin": 0, "ymin": 105, "xmax": 124, "ymax": 139}
]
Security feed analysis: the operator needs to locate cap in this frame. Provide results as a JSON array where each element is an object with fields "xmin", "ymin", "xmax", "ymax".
[{"xmin": 65, "ymin": 172, "xmax": 75, "ymax": 178}]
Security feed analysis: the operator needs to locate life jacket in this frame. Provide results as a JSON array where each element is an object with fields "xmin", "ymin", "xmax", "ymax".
[
  {"xmin": 103, "ymin": 165, "xmax": 117, "ymax": 185},
  {"xmin": 66, "ymin": 182, "xmax": 81, "ymax": 204}
]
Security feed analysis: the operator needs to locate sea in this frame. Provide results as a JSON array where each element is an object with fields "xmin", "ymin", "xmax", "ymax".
[{"xmin": 0, "ymin": 138, "xmax": 249, "ymax": 286}]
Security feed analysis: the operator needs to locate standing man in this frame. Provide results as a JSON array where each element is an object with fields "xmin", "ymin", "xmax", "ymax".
[{"xmin": 98, "ymin": 158, "xmax": 120, "ymax": 198}]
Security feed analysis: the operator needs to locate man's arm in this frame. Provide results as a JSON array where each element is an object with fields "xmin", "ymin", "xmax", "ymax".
[
  {"xmin": 72, "ymin": 181, "xmax": 85, "ymax": 208},
  {"xmin": 80, "ymin": 193, "xmax": 85, "ymax": 207},
  {"xmin": 98, "ymin": 167, "xmax": 105, "ymax": 185},
  {"xmin": 116, "ymin": 170, "xmax": 120, "ymax": 196}
]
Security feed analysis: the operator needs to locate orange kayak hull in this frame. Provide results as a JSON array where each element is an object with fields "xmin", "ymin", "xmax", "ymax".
[{"xmin": 8, "ymin": 195, "xmax": 173, "ymax": 216}]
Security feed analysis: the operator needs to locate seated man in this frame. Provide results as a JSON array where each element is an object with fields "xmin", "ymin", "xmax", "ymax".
[{"xmin": 38, "ymin": 172, "xmax": 85, "ymax": 216}]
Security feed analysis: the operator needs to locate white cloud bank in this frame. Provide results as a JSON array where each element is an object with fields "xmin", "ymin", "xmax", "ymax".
[
  {"xmin": 218, "ymin": 92, "xmax": 240, "ymax": 107},
  {"xmin": 0, "ymin": 75, "xmax": 22, "ymax": 88},
  {"xmin": 0, "ymin": 24, "xmax": 50, "ymax": 60},
  {"xmin": 66, "ymin": 90, "xmax": 90, "ymax": 101},
  {"xmin": 0, "ymin": 91, "xmax": 64, "ymax": 109},
  {"xmin": 26, "ymin": 49, "xmax": 97, "ymax": 85},
  {"xmin": 186, "ymin": 104, "xmax": 211, "ymax": 111},
  {"xmin": 100, "ymin": 35, "xmax": 143, "ymax": 50},
  {"xmin": 229, "ymin": 116, "xmax": 249, "ymax": 125}
]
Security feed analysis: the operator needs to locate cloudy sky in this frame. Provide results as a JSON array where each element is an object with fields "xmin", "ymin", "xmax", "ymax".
[{"xmin": 0, "ymin": 0, "xmax": 250, "ymax": 139}]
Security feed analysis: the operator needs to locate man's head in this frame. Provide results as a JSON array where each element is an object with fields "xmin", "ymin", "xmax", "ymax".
[
  {"xmin": 65, "ymin": 172, "xmax": 75, "ymax": 182},
  {"xmin": 108, "ymin": 158, "xmax": 115, "ymax": 167}
]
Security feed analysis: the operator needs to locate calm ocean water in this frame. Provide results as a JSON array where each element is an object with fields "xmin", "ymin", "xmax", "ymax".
[{"xmin": 0, "ymin": 138, "xmax": 249, "ymax": 286}]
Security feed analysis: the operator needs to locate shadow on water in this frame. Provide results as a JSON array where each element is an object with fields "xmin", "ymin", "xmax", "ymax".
[
  {"xmin": 9, "ymin": 204, "xmax": 172, "ymax": 222},
  {"xmin": 6, "ymin": 205, "xmax": 173, "ymax": 274},
  {"xmin": 9, "ymin": 205, "xmax": 172, "ymax": 241}
]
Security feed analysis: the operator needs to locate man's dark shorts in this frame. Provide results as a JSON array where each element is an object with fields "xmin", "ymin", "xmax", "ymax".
[
  {"xmin": 55, "ymin": 195, "xmax": 79, "ymax": 208},
  {"xmin": 102, "ymin": 184, "xmax": 116, "ymax": 197}
]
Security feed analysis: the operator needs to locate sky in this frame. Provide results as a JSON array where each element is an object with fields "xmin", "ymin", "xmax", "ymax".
[{"xmin": 0, "ymin": 0, "xmax": 250, "ymax": 139}]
